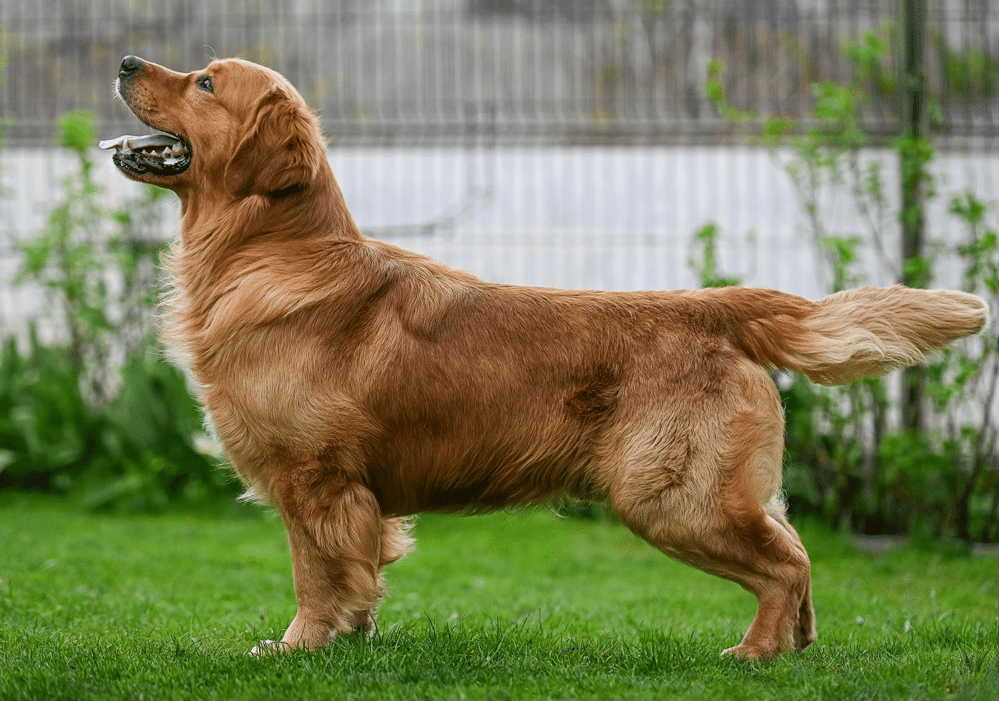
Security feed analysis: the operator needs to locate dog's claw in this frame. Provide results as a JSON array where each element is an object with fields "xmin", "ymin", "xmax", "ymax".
[{"xmin": 248, "ymin": 639, "xmax": 293, "ymax": 656}]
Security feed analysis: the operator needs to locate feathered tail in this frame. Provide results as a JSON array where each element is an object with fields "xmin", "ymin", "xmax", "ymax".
[{"xmin": 714, "ymin": 285, "xmax": 988, "ymax": 386}]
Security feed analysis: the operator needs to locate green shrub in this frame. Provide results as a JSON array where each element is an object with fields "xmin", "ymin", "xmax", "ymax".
[
  {"xmin": 1, "ymin": 110, "xmax": 236, "ymax": 510},
  {"xmin": 0, "ymin": 332, "xmax": 97, "ymax": 492},
  {"xmin": 0, "ymin": 335, "xmax": 231, "ymax": 510},
  {"xmin": 704, "ymin": 38, "xmax": 998, "ymax": 542}
]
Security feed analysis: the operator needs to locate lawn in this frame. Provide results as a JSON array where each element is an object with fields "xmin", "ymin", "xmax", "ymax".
[{"xmin": 0, "ymin": 494, "xmax": 996, "ymax": 699}]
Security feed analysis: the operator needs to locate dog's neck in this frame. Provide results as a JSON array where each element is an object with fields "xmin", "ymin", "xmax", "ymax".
[
  {"xmin": 177, "ymin": 160, "xmax": 360, "ymax": 250},
  {"xmin": 168, "ymin": 158, "xmax": 362, "ymax": 316},
  {"xmin": 162, "ymin": 158, "xmax": 367, "ymax": 384}
]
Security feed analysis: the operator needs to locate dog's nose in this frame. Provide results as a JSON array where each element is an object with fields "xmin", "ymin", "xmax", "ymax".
[{"xmin": 119, "ymin": 55, "xmax": 144, "ymax": 81}]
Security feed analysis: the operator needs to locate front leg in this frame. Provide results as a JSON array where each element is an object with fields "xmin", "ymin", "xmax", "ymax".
[{"xmin": 252, "ymin": 475, "xmax": 384, "ymax": 654}]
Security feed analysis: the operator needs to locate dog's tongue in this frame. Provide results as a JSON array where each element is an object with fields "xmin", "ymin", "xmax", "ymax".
[{"xmin": 99, "ymin": 133, "xmax": 180, "ymax": 152}]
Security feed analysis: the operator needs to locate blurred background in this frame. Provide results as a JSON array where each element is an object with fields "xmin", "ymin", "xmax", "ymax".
[{"xmin": 0, "ymin": 1, "xmax": 996, "ymax": 541}]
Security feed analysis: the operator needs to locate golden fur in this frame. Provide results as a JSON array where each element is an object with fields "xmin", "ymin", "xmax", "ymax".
[{"xmin": 104, "ymin": 56, "xmax": 988, "ymax": 658}]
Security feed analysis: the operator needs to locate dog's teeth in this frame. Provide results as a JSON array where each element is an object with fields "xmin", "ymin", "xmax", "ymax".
[{"xmin": 120, "ymin": 139, "xmax": 132, "ymax": 154}]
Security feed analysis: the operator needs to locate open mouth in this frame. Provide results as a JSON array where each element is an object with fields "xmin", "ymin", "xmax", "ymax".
[{"xmin": 99, "ymin": 130, "xmax": 191, "ymax": 177}]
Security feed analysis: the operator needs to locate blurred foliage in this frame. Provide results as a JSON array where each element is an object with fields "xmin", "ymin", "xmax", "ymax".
[
  {"xmin": 1, "ymin": 109, "xmax": 235, "ymax": 510},
  {"xmin": 704, "ymin": 35, "xmax": 998, "ymax": 543},
  {"xmin": 689, "ymin": 206, "xmax": 997, "ymax": 543},
  {"xmin": 935, "ymin": 35, "xmax": 999, "ymax": 101},
  {"xmin": 0, "ymin": 335, "xmax": 231, "ymax": 511},
  {"xmin": 687, "ymin": 223, "xmax": 741, "ymax": 289}
]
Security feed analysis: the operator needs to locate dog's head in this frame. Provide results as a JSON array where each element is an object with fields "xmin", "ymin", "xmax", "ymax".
[{"xmin": 101, "ymin": 56, "xmax": 325, "ymax": 200}]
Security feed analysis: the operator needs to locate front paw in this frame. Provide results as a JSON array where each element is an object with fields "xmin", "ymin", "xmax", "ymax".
[{"xmin": 348, "ymin": 608, "xmax": 376, "ymax": 635}]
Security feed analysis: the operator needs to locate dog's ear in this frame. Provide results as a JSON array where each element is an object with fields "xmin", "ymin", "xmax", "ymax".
[{"xmin": 224, "ymin": 84, "xmax": 323, "ymax": 199}]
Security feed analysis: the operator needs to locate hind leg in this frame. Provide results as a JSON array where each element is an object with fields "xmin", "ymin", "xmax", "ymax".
[
  {"xmin": 771, "ymin": 512, "xmax": 816, "ymax": 651},
  {"xmin": 716, "ymin": 509, "xmax": 814, "ymax": 658},
  {"xmin": 618, "ymin": 493, "xmax": 813, "ymax": 658},
  {"xmin": 613, "ymin": 369, "xmax": 814, "ymax": 658}
]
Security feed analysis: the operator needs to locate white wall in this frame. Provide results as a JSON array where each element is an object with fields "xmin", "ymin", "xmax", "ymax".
[{"xmin": 2, "ymin": 145, "xmax": 997, "ymax": 343}]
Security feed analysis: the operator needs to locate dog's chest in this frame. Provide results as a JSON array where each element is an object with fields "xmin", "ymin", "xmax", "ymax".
[{"xmin": 198, "ymin": 327, "xmax": 333, "ymax": 460}]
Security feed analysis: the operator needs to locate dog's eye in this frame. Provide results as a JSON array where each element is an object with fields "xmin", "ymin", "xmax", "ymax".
[{"xmin": 196, "ymin": 74, "xmax": 214, "ymax": 93}]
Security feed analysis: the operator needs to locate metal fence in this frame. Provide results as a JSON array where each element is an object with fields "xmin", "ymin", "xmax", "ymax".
[
  {"xmin": 1, "ymin": 1, "xmax": 997, "ymax": 334},
  {"xmin": 2, "ymin": 0, "xmax": 997, "ymax": 147}
]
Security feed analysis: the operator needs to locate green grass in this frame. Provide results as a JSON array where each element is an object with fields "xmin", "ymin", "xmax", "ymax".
[{"xmin": 0, "ymin": 494, "xmax": 996, "ymax": 699}]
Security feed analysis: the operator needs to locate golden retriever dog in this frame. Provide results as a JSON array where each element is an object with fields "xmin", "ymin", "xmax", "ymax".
[{"xmin": 101, "ymin": 55, "xmax": 987, "ymax": 658}]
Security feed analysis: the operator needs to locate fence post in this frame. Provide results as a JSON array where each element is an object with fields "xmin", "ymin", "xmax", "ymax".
[{"xmin": 898, "ymin": 0, "xmax": 929, "ymax": 432}]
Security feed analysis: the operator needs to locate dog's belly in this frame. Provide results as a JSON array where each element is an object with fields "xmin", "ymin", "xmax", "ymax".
[
  {"xmin": 364, "ymin": 427, "xmax": 612, "ymax": 517},
  {"xmin": 372, "ymin": 465, "xmax": 607, "ymax": 517}
]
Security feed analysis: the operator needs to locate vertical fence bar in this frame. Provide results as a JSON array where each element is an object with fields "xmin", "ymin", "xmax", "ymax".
[{"xmin": 899, "ymin": 0, "xmax": 929, "ymax": 433}]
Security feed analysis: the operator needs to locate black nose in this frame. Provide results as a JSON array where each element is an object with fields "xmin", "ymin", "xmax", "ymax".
[{"xmin": 119, "ymin": 55, "xmax": 144, "ymax": 81}]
